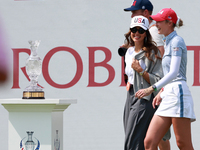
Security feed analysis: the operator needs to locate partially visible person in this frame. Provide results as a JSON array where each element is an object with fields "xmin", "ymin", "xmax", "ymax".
[
  {"xmin": 123, "ymin": 15, "xmax": 163, "ymax": 150},
  {"xmin": 0, "ymin": 56, "xmax": 8, "ymax": 82},
  {"xmin": 123, "ymin": 0, "xmax": 170, "ymax": 149},
  {"xmin": 0, "ymin": 22, "xmax": 8, "ymax": 83},
  {"xmin": 135, "ymin": 8, "xmax": 196, "ymax": 150}
]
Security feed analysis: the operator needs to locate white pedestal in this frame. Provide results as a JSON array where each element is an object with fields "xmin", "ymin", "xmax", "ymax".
[{"xmin": 0, "ymin": 98, "xmax": 77, "ymax": 150}]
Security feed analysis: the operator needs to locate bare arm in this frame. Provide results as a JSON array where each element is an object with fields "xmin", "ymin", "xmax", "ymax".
[
  {"xmin": 135, "ymin": 56, "xmax": 181, "ymax": 98},
  {"xmin": 131, "ymin": 59, "xmax": 150, "ymax": 84},
  {"xmin": 157, "ymin": 46, "xmax": 164, "ymax": 57}
]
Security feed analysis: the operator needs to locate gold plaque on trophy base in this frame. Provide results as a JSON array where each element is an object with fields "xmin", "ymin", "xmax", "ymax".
[{"xmin": 22, "ymin": 91, "xmax": 45, "ymax": 99}]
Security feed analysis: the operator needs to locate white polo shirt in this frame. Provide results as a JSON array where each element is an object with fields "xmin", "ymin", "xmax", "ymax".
[{"xmin": 149, "ymin": 21, "xmax": 164, "ymax": 47}]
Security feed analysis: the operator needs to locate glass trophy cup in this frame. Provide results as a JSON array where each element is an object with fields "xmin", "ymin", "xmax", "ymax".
[
  {"xmin": 22, "ymin": 40, "xmax": 45, "ymax": 99},
  {"xmin": 54, "ymin": 130, "xmax": 60, "ymax": 150},
  {"xmin": 25, "ymin": 131, "xmax": 36, "ymax": 150}
]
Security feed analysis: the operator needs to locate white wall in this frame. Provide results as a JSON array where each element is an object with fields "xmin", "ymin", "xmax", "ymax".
[{"xmin": 0, "ymin": 0, "xmax": 199, "ymax": 149}]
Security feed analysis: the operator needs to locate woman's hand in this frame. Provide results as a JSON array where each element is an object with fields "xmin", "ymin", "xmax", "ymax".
[
  {"xmin": 152, "ymin": 92, "xmax": 162, "ymax": 109},
  {"xmin": 135, "ymin": 86, "xmax": 154, "ymax": 99},
  {"xmin": 131, "ymin": 58, "xmax": 143, "ymax": 73}
]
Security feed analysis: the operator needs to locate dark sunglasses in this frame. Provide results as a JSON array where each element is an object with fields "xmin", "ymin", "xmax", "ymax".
[{"xmin": 130, "ymin": 27, "xmax": 146, "ymax": 34}]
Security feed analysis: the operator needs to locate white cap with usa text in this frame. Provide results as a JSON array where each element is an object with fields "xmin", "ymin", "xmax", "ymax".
[{"xmin": 130, "ymin": 15, "xmax": 149, "ymax": 30}]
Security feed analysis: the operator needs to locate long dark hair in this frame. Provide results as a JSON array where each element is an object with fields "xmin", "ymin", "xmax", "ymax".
[{"xmin": 124, "ymin": 29, "xmax": 161, "ymax": 62}]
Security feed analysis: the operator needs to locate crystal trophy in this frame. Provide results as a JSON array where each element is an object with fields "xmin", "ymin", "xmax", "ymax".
[
  {"xmin": 22, "ymin": 40, "xmax": 45, "ymax": 99},
  {"xmin": 25, "ymin": 131, "xmax": 36, "ymax": 150},
  {"xmin": 54, "ymin": 130, "xmax": 60, "ymax": 150}
]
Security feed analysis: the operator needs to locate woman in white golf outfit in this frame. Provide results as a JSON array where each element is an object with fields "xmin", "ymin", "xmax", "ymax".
[
  {"xmin": 123, "ymin": 15, "xmax": 163, "ymax": 150},
  {"xmin": 135, "ymin": 8, "xmax": 196, "ymax": 150}
]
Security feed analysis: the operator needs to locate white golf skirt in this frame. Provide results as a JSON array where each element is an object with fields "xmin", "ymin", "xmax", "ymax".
[{"xmin": 155, "ymin": 80, "xmax": 196, "ymax": 122}]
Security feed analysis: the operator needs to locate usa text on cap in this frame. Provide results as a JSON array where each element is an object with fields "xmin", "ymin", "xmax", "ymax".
[{"xmin": 130, "ymin": 15, "xmax": 149, "ymax": 30}]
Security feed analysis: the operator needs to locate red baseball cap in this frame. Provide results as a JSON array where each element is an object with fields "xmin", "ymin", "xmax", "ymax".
[{"xmin": 150, "ymin": 8, "xmax": 178, "ymax": 24}]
